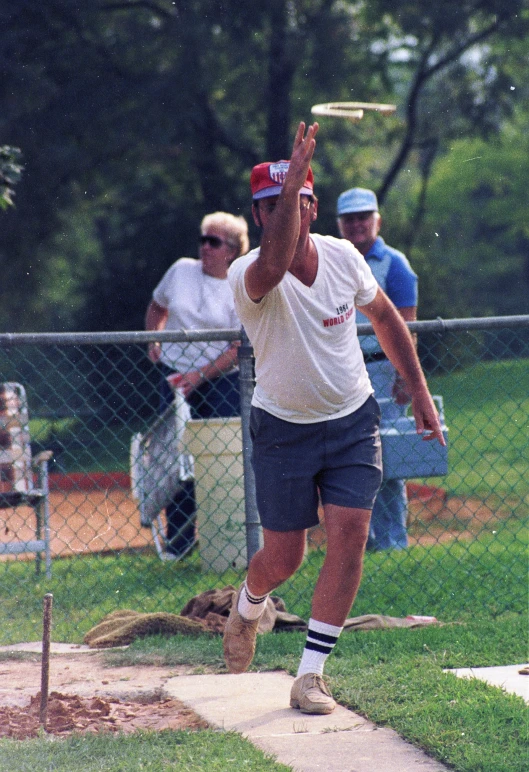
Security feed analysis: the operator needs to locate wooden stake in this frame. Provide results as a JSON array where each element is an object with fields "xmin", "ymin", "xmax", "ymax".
[{"xmin": 39, "ymin": 593, "xmax": 53, "ymax": 730}]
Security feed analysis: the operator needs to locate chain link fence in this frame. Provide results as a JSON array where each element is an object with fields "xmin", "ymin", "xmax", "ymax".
[{"xmin": 0, "ymin": 316, "xmax": 527, "ymax": 643}]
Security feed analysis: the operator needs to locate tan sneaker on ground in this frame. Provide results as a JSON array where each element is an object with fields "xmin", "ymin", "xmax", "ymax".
[
  {"xmin": 223, "ymin": 585, "xmax": 260, "ymax": 673},
  {"xmin": 290, "ymin": 673, "xmax": 336, "ymax": 714}
]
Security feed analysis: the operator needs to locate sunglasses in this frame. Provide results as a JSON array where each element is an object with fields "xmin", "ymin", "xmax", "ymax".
[{"xmin": 199, "ymin": 235, "xmax": 234, "ymax": 249}]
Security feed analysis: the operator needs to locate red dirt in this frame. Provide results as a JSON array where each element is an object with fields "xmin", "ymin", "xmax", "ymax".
[
  {"xmin": 0, "ymin": 477, "xmax": 512, "ymax": 563},
  {"xmin": 0, "ymin": 477, "xmax": 513, "ymax": 740},
  {"xmin": 307, "ymin": 485, "xmax": 510, "ymax": 550},
  {"xmin": 0, "ymin": 486, "xmax": 152, "ymax": 560},
  {"xmin": 0, "ymin": 654, "xmax": 208, "ymax": 740}
]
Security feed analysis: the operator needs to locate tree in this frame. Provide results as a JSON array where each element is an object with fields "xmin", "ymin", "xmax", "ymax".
[
  {"xmin": 410, "ymin": 107, "xmax": 529, "ymax": 320},
  {"xmin": 0, "ymin": 0, "xmax": 526, "ymax": 331}
]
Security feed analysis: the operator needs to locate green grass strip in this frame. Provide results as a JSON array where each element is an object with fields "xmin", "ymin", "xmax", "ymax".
[{"xmin": 0, "ymin": 729, "xmax": 292, "ymax": 771}]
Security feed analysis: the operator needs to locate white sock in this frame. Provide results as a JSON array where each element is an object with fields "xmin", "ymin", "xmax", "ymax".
[
  {"xmin": 296, "ymin": 618, "xmax": 343, "ymax": 677},
  {"xmin": 237, "ymin": 581, "xmax": 269, "ymax": 621}
]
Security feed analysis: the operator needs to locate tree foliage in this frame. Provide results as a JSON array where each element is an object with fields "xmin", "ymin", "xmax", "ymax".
[
  {"xmin": 412, "ymin": 107, "xmax": 529, "ymax": 319},
  {"xmin": 0, "ymin": 0, "xmax": 527, "ymax": 331}
]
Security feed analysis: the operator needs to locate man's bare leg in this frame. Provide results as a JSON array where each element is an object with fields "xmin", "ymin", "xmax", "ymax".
[
  {"xmin": 246, "ymin": 527, "xmax": 307, "ymax": 596},
  {"xmin": 290, "ymin": 504, "xmax": 371, "ymax": 714},
  {"xmin": 311, "ymin": 503, "xmax": 371, "ymax": 625},
  {"xmin": 223, "ymin": 528, "xmax": 306, "ymax": 674}
]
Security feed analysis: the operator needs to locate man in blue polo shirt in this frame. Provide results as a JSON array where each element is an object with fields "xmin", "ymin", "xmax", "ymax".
[{"xmin": 337, "ymin": 188, "xmax": 418, "ymax": 550}]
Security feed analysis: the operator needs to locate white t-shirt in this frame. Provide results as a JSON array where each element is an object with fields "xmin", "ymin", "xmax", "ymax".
[
  {"xmin": 228, "ymin": 233, "xmax": 378, "ymax": 423},
  {"xmin": 153, "ymin": 257, "xmax": 240, "ymax": 372}
]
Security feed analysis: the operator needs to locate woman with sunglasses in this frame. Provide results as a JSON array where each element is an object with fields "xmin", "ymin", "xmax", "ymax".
[{"xmin": 145, "ymin": 211, "xmax": 250, "ymax": 558}]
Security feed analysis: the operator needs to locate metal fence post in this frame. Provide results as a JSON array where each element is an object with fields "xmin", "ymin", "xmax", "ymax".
[{"xmin": 238, "ymin": 327, "xmax": 262, "ymax": 563}]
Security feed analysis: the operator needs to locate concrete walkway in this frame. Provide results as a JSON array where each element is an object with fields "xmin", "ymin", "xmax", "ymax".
[
  {"xmin": 3, "ymin": 643, "xmax": 526, "ymax": 771},
  {"xmin": 446, "ymin": 664, "xmax": 529, "ymax": 703},
  {"xmin": 166, "ymin": 672, "xmax": 449, "ymax": 772}
]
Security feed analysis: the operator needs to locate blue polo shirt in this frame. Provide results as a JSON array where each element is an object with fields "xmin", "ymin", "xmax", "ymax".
[{"xmin": 356, "ymin": 236, "xmax": 418, "ymax": 354}]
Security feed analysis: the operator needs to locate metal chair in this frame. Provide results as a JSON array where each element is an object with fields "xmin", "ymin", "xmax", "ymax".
[{"xmin": 0, "ymin": 383, "xmax": 53, "ymax": 578}]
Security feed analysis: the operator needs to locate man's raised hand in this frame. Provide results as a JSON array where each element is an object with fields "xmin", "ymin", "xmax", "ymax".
[{"xmin": 284, "ymin": 122, "xmax": 319, "ymax": 193}]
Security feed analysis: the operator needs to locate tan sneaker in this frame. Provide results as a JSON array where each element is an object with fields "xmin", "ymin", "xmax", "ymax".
[
  {"xmin": 223, "ymin": 585, "xmax": 260, "ymax": 674},
  {"xmin": 290, "ymin": 673, "xmax": 336, "ymax": 714}
]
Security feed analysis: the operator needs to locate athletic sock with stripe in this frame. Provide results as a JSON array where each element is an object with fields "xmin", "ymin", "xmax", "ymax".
[
  {"xmin": 296, "ymin": 618, "xmax": 343, "ymax": 677},
  {"xmin": 237, "ymin": 581, "xmax": 269, "ymax": 621}
]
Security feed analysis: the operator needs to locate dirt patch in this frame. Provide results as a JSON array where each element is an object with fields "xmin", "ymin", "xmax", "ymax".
[
  {"xmin": 306, "ymin": 488, "xmax": 512, "ymax": 550},
  {"xmin": 406, "ymin": 491, "xmax": 512, "ymax": 546},
  {"xmin": 0, "ymin": 487, "xmax": 153, "ymax": 560},
  {"xmin": 0, "ymin": 653, "xmax": 208, "ymax": 740},
  {"xmin": 0, "ymin": 479, "xmax": 515, "ymax": 564}
]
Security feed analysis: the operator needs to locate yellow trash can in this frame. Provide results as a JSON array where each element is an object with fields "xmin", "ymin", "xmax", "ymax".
[{"xmin": 184, "ymin": 417, "xmax": 247, "ymax": 573}]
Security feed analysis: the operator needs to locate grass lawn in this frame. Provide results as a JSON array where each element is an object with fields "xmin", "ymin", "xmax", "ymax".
[
  {"xmin": 426, "ymin": 358, "xmax": 529, "ymax": 506},
  {"xmin": 0, "ymin": 616, "xmax": 525, "ymax": 771},
  {"xmin": 2, "ymin": 357, "xmax": 526, "ymax": 769},
  {"xmin": 0, "ymin": 527, "xmax": 527, "ymax": 772},
  {"xmin": 0, "ymin": 729, "xmax": 292, "ymax": 771}
]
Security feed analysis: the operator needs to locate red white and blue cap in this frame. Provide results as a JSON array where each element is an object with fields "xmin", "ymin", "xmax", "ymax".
[{"xmin": 250, "ymin": 160, "xmax": 314, "ymax": 200}]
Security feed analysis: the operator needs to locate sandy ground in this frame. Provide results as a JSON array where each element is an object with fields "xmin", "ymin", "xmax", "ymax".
[
  {"xmin": 0, "ymin": 483, "xmax": 516, "ymax": 740},
  {"xmin": 0, "ymin": 651, "xmax": 208, "ymax": 739},
  {"xmin": 0, "ymin": 483, "xmax": 511, "ymax": 563},
  {"xmin": 0, "ymin": 487, "xmax": 153, "ymax": 560}
]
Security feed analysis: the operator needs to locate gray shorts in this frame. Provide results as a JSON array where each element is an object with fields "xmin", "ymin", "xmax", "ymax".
[{"xmin": 250, "ymin": 396, "xmax": 383, "ymax": 532}]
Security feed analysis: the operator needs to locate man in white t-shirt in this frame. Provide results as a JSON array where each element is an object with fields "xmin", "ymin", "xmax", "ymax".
[{"xmin": 224, "ymin": 123, "xmax": 445, "ymax": 715}]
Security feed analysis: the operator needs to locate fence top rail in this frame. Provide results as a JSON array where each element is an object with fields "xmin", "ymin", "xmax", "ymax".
[
  {"xmin": 0, "ymin": 328, "xmax": 242, "ymax": 346},
  {"xmin": 398, "ymin": 315, "xmax": 529, "ymax": 335},
  {"xmin": 0, "ymin": 315, "xmax": 528, "ymax": 346}
]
